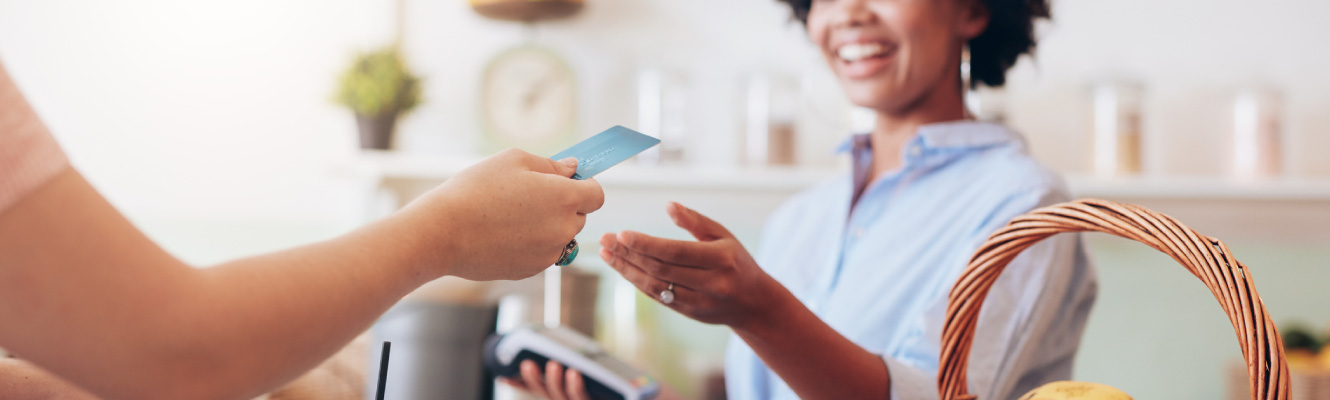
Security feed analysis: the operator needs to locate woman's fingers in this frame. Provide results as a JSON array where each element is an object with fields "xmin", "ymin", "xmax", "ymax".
[
  {"xmin": 535, "ymin": 155, "xmax": 579, "ymax": 179},
  {"xmin": 533, "ymin": 156, "xmax": 604, "ymax": 215},
  {"xmin": 520, "ymin": 360, "xmax": 551, "ymax": 399},
  {"xmin": 566, "ymin": 368, "xmax": 591, "ymax": 400},
  {"xmin": 600, "ymin": 235, "xmax": 711, "ymax": 288},
  {"xmin": 576, "ymin": 178, "xmax": 606, "ymax": 215},
  {"xmin": 545, "ymin": 361, "xmax": 568, "ymax": 400},
  {"xmin": 559, "ymin": 176, "xmax": 605, "ymax": 215},
  {"xmin": 609, "ymin": 231, "xmax": 726, "ymax": 267},
  {"xmin": 512, "ymin": 360, "xmax": 590, "ymax": 400},
  {"xmin": 601, "ymin": 247, "xmax": 696, "ymax": 305},
  {"xmin": 666, "ymin": 202, "xmax": 734, "ymax": 241},
  {"xmin": 500, "ymin": 377, "xmax": 529, "ymax": 391}
]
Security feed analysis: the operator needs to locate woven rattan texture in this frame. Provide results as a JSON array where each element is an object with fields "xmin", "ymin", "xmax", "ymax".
[{"xmin": 935, "ymin": 199, "xmax": 1290, "ymax": 400}]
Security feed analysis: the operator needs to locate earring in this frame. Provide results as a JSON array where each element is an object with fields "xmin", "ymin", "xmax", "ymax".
[
  {"xmin": 961, "ymin": 44, "xmax": 979, "ymax": 118},
  {"xmin": 960, "ymin": 45, "xmax": 972, "ymax": 91}
]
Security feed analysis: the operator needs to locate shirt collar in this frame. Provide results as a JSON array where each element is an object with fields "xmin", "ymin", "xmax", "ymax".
[{"xmin": 834, "ymin": 121, "xmax": 1022, "ymax": 154}]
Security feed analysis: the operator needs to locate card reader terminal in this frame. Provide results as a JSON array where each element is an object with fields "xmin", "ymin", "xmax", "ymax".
[{"xmin": 484, "ymin": 325, "xmax": 660, "ymax": 400}]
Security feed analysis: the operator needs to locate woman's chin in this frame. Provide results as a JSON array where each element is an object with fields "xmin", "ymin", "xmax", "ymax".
[{"xmin": 842, "ymin": 85, "xmax": 905, "ymax": 113}]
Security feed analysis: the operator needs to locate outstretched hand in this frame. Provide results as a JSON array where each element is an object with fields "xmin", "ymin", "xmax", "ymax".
[{"xmin": 599, "ymin": 202, "xmax": 782, "ymax": 329}]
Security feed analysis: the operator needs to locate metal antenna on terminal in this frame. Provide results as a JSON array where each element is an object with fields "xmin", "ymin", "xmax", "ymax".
[{"xmin": 375, "ymin": 341, "xmax": 391, "ymax": 400}]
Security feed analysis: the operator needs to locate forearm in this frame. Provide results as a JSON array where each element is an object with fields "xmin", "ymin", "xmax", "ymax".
[
  {"xmin": 731, "ymin": 286, "xmax": 891, "ymax": 400},
  {"xmin": 0, "ymin": 359, "xmax": 101, "ymax": 400},
  {"xmin": 173, "ymin": 213, "xmax": 440, "ymax": 398},
  {"xmin": 0, "ymin": 170, "xmax": 444, "ymax": 399}
]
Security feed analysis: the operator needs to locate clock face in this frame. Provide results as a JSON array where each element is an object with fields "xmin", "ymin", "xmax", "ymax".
[{"xmin": 481, "ymin": 46, "xmax": 577, "ymax": 151}]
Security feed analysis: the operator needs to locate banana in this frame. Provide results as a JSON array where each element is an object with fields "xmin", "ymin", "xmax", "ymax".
[{"xmin": 1017, "ymin": 381, "xmax": 1133, "ymax": 400}]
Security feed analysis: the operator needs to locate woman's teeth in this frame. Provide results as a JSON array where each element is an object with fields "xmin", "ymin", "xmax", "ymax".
[{"xmin": 837, "ymin": 43, "xmax": 886, "ymax": 62}]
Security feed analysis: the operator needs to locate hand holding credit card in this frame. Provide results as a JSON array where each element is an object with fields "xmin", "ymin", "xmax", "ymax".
[
  {"xmin": 544, "ymin": 125, "xmax": 659, "ymax": 267},
  {"xmin": 551, "ymin": 125, "xmax": 661, "ymax": 180}
]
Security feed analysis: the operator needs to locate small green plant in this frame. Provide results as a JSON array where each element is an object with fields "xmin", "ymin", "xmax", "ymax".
[{"xmin": 334, "ymin": 47, "xmax": 421, "ymax": 117}]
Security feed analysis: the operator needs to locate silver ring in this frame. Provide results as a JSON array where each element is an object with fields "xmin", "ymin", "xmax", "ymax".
[
  {"xmin": 555, "ymin": 239, "xmax": 579, "ymax": 267},
  {"xmin": 659, "ymin": 282, "xmax": 675, "ymax": 304}
]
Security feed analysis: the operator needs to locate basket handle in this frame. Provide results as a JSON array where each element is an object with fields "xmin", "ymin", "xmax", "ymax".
[{"xmin": 936, "ymin": 199, "xmax": 1290, "ymax": 400}]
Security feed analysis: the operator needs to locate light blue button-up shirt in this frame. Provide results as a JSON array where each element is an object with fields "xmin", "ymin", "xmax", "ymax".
[{"xmin": 725, "ymin": 121, "xmax": 1098, "ymax": 400}]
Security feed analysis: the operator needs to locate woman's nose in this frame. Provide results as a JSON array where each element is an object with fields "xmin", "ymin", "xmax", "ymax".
[{"xmin": 827, "ymin": 0, "xmax": 877, "ymax": 29}]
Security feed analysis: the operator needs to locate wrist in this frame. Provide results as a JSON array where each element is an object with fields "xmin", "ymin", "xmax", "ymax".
[
  {"xmin": 730, "ymin": 276, "xmax": 798, "ymax": 335},
  {"xmin": 378, "ymin": 206, "xmax": 457, "ymax": 285}
]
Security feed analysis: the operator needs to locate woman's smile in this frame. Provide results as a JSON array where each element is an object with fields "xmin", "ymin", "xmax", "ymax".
[{"xmin": 834, "ymin": 40, "xmax": 897, "ymax": 79}]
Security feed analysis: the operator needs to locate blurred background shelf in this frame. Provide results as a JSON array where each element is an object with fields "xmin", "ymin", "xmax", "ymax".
[
  {"xmin": 340, "ymin": 152, "xmax": 1330, "ymax": 244},
  {"xmin": 1066, "ymin": 173, "xmax": 1330, "ymax": 202},
  {"xmin": 341, "ymin": 151, "xmax": 1330, "ymax": 201},
  {"xmin": 336, "ymin": 150, "xmax": 838, "ymax": 191},
  {"xmin": 1064, "ymin": 174, "xmax": 1330, "ymax": 244}
]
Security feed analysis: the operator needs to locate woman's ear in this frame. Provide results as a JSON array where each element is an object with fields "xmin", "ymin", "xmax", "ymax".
[{"xmin": 957, "ymin": 0, "xmax": 990, "ymax": 40}]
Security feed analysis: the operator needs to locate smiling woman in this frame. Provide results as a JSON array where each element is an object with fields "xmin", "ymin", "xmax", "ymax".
[
  {"xmin": 509, "ymin": 0, "xmax": 1094, "ymax": 400},
  {"xmin": 781, "ymin": 0, "xmax": 1048, "ymax": 89},
  {"xmin": 794, "ymin": 0, "xmax": 1045, "ymax": 121}
]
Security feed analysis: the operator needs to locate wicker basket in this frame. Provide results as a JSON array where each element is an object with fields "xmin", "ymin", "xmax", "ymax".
[
  {"xmin": 935, "ymin": 199, "xmax": 1291, "ymax": 400},
  {"xmin": 1228, "ymin": 362, "xmax": 1330, "ymax": 400}
]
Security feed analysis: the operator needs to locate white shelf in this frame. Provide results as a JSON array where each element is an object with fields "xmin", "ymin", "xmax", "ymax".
[
  {"xmin": 337, "ymin": 152, "xmax": 1330, "ymax": 242},
  {"xmin": 339, "ymin": 151, "xmax": 1330, "ymax": 202},
  {"xmin": 336, "ymin": 151, "xmax": 841, "ymax": 192},
  {"xmin": 1065, "ymin": 174, "xmax": 1330, "ymax": 202}
]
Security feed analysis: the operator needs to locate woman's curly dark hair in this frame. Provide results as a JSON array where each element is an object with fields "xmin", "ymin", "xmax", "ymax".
[{"xmin": 777, "ymin": 0, "xmax": 1050, "ymax": 89}]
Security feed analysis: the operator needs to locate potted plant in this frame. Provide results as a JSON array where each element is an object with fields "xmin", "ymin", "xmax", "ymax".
[{"xmin": 334, "ymin": 47, "xmax": 422, "ymax": 150}]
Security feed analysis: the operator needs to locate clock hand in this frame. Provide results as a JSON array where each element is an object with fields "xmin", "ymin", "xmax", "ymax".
[{"xmin": 523, "ymin": 74, "xmax": 558, "ymax": 111}]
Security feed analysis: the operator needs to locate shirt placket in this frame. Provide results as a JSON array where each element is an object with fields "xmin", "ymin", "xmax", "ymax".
[{"xmin": 810, "ymin": 139, "xmax": 929, "ymax": 312}]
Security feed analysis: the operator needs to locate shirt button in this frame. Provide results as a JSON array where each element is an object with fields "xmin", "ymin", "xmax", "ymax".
[
  {"xmin": 853, "ymin": 228, "xmax": 866, "ymax": 238},
  {"xmin": 909, "ymin": 146, "xmax": 922, "ymax": 157}
]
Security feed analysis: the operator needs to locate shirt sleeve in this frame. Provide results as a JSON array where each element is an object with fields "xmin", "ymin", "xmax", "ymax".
[
  {"xmin": 0, "ymin": 63, "xmax": 69, "ymax": 214},
  {"xmin": 885, "ymin": 186, "xmax": 1099, "ymax": 400}
]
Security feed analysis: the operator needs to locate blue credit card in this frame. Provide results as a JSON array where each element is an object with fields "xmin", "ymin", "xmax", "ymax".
[{"xmin": 551, "ymin": 126, "xmax": 661, "ymax": 180}]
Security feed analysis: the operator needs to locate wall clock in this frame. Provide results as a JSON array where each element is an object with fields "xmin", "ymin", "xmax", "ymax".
[{"xmin": 480, "ymin": 45, "xmax": 578, "ymax": 154}]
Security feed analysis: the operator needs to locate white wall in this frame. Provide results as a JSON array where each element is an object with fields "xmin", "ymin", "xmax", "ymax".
[
  {"xmin": 393, "ymin": 0, "xmax": 851, "ymax": 167},
  {"xmin": 0, "ymin": 0, "xmax": 398, "ymax": 263}
]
